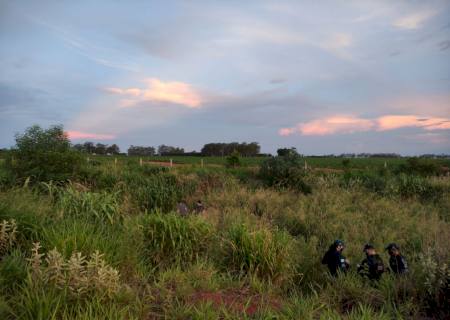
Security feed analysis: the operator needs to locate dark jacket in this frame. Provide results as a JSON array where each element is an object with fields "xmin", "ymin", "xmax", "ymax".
[
  {"xmin": 322, "ymin": 249, "xmax": 348, "ymax": 276},
  {"xmin": 358, "ymin": 254, "xmax": 385, "ymax": 280},
  {"xmin": 389, "ymin": 255, "xmax": 408, "ymax": 274}
]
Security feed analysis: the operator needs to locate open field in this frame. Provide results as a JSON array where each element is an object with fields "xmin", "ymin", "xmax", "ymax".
[
  {"xmin": 1, "ymin": 148, "xmax": 449, "ymax": 319},
  {"xmin": 59, "ymin": 154, "xmax": 450, "ymax": 170}
]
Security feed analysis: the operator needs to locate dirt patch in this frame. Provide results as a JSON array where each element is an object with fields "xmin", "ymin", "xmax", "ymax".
[{"xmin": 189, "ymin": 288, "xmax": 281, "ymax": 316}]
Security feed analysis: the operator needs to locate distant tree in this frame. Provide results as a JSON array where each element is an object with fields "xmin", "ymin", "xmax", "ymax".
[
  {"xmin": 201, "ymin": 142, "xmax": 260, "ymax": 157},
  {"xmin": 277, "ymin": 147, "xmax": 298, "ymax": 157},
  {"xmin": 7, "ymin": 124, "xmax": 82, "ymax": 182},
  {"xmin": 127, "ymin": 145, "xmax": 156, "ymax": 156},
  {"xmin": 157, "ymin": 145, "xmax": 184, "ymax": 155},
  {"xmin": 106, "ymin": 144, "xmax": 120, "ymax": 155},
  {"xmin": 83, "ymin": 142, "xmax": 95, "ymax": 153},
  {"xmin": 226, "ymin": 150, "xmax": 241, "ymax": 168},
  {"xmin": 94, "ymin": 143, "xmax": 107, "ymax": 155},
  {"xmin": 72, "ymin": 143, "xmax": 85, "ymax": 152},
  {"xmin": 259, "ymin": 152, "xmax": 311, "ymax": 194}
]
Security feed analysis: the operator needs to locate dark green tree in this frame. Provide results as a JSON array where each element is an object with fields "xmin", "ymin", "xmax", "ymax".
[{"xmin": 7, "ymin": 125, "xmax": 82, "ymax": 182}]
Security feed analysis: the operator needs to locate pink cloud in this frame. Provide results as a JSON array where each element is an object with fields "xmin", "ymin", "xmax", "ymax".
[
  {"xmin": 66, "ymin": 131, "xmax": 116, "ymax": 140},
  {"xmin": 377, "ymin": 115, "xmax": 450, "ymax": 131},
  {"xmin": 105, "ymin": 78, "xmax": 202, "ymax": 108},
  {"xmin": 280, "ymin": 116, "xmax": 375, "ymax": 136},
  {"xmin": 280, "ymin": 114, "xmax": 450, "ymax": 136}
]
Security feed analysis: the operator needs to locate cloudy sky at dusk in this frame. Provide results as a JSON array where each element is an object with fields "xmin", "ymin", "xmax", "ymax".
[{"xmin": 1, "ymin": 0, "xmax": 449, "ymax": 154}]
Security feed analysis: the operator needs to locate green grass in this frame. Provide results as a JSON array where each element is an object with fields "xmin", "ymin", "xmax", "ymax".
[{"xmin": 0, "ymin": 156, "xmax": 449, "ymax": 318}]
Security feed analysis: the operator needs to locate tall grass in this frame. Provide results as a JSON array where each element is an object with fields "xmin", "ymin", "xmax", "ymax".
[
  {"xmin": 221, "ymin": 223, "xmax": 297, "ymax": 284},
  {"xmin": 142, "ymin": 213, "xmax": 213, "ymax": 268}
]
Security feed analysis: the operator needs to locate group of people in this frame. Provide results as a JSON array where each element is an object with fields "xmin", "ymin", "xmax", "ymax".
[{"xmin": 321, "ymin": 240, "xmax": 408, "ymax": 280}]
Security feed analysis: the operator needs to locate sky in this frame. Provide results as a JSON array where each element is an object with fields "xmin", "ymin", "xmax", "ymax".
[{"xmin": 0, "ymin": 0, "xmax": 449, "ymax": 155}]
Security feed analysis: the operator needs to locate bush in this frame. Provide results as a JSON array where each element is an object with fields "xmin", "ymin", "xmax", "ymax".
[
  {"xmin": 6, "ymin": 125, "xmax": 82, "ymax": 183},
  {"xmin": 221, "ymin": 223, "xmax": 296, "ymax": 283},
  {"xmin": 142, "ymin": 213, "xmax": 213, "ymax": 268},
  {"xmin": 226, "ymin": 150, "xmax": 241, "ymax": 168},
  {"xmin": 259, "ymin": 154, "xmax": 312, "ymax": 194},
  {"xmin": 396, "ymin": 158, "xmax": 439, "ymax": 177}
]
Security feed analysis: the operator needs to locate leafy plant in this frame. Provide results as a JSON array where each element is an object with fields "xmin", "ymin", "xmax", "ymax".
[
  {"xmin": 6, "ymin": 125, "xmax": 82, "ymax": 183},
  {"xmin": 259, "ymin": 154, "xmax": 312, "ymax": 194}
]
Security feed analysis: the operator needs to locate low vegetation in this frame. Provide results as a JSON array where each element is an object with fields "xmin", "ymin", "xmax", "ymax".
[{"xmin": 0, "ymin": 125, "xmax": 449, "ymax": 319}]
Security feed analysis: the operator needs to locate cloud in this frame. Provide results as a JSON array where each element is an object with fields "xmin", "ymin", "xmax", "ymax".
[
  {"xmin": 377, "ymin": 115, "xmax": 450, "ymax": 131},
  {"xmin": 106, "ymin": 78, "xmax": 202, "ymax": 108},
  {"xmin": 393, "ymin": 10, "xmax": 436, "ymax": 30},
  {"xmin": 280, "ymin": 114, "xmax": 450, "ymax": 136},
  {"xmin": 66, "ymin": 131, "xmax": 116, "ymax": 140},
  {"xmin": 281, "ymin": 116, "xmax": 374, "ymax": 136}
]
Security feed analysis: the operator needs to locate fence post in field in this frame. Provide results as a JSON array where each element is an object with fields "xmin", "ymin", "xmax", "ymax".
[
  {"xmin": 170, "ymin": 159, "xmax": 173, "ymax": 168},
  {"xmin": 115, "ymin": 158, "xmax": 117, "ymax": 166},
  {"xmin": 140, "ymin": 158, "xmax": 143, "ymax": 166},
  {"xmin": 384, "ymin": 161, "xmax": 387, "ymax": 168},
  {"xmin": 304, "ymin": 160, "xmax": 308, "ymax": 170},
  {"xmin": 201, "ymin": 158, "xmax": 204, "ymax": 168}
]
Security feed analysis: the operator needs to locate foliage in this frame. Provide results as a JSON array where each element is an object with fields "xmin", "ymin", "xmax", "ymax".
[
  {"xmin": 259, "ymin": 154, "xmax": 312, "ymax": 194},
  {"xmin": 396, "ymin": 157, "xmax": 440, "ymax": 177},
  {"xmin": 276, "ymin": 147, "xmax": 298, "ymax": 157},
  {"xmin": 221, "ymin": 223, "xmax": 296, "ymax": 283},
  {"xmin": 51, "ymin": 185, "xmax": 121, "ymax": 225},
  {"xmin": 6, "ymin": 125, "xmax": 82, "ymax": 182},
  {"xmin": 142, "ymin": 213, "xmax": 212, "ymax": 268},
  {"xmin": 226, "ymin": 150, "xmax": 241, "ymax": 168},
  {"xmin": 124, "ymin": 171, "xmax": 190, "ymax": 212}
]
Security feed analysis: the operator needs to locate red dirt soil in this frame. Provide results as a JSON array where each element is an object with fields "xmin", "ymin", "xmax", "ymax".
[{"xmin": 189, "ymin": 288, "xmax": 281, "ymax": 316}]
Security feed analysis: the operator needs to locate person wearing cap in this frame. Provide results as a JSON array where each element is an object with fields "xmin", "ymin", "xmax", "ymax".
[
  {"xmin": 357, "ymin": 244, "xmax": 386, "ymax": 280},
  {"xmin": 321, "ymin": 240, "xmax": 350, "ymax": 277},
  {"xmin": 385, "ymin": 243, "xmax": 408, "ymax": 275}
]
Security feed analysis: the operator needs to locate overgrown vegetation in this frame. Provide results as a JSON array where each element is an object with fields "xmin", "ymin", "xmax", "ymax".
[{"xmin": 0, "ymin": 126, "xmax": 449, "ymax": 319}]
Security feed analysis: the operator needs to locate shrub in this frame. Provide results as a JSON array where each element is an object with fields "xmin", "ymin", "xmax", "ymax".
[
  {"xmin": 396, "ymin": 158, "xmax": 439, "ymax": 177},
  {"xmin": 259, "ymin": 154, "xmax": 312, "ymax": 194},
  {"xmin": 6, "ymin": 125, "xmax": 82, "ymax": 183},
  {"xmin": 142, "ymin": 213, "xmax": 212, "ymax": 268},
  {"xmin": 221, "ymin": 223, "xmax": 296, "ymax": 283},
  {"xmin": 226, "ymin": 150, "xmax": 241, "ymax": 168}
]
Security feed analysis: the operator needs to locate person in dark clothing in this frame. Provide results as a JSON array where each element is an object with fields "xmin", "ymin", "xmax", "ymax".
[
  {"xmin": 194, "ymin": 200, "xmax": 205, "ymax": 214},
  {"xmin": 322, "ymin": 240, "xmax": 350, "ymax": 277},
  {"xmin": 385, "ymin": 243, "xmax": 408, "ymax": 275},
  {"xmin": 357, "ymin": 244, "xmax": 386, "ymax": 280}
]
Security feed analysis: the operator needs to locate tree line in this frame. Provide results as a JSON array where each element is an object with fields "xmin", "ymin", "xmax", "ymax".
[{"xmin": 71, "ymin": 141, "xmax": 261, "ymax": 157}]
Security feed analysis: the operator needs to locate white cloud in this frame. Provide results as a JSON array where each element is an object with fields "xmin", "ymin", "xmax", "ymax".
[
  {"xmin": 393, "ymin": 10, "xmax": 436, "ymax": 30},
  {"xmin": 106, "ymin": 78, "xmax": 202, "ymax": 108}
]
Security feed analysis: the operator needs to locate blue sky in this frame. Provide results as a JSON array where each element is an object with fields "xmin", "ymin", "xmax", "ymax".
[{"xmin": 0, "ymin": 0, "xmax": 449, "ymax": 154}]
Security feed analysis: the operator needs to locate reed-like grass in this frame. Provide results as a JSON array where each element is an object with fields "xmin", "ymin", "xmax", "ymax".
[{"xmin": 142, "ymin": 213, "xmax": 213, "ymax": 268}]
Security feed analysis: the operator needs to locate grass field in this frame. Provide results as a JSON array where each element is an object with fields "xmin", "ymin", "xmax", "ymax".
[
  {"xmin": 77, "ymin": 154, "xmax": 450, "ymax": 170},
  {"xmin": 0, "ymin": 151, "xmax": 449, "ymax": 319}
]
